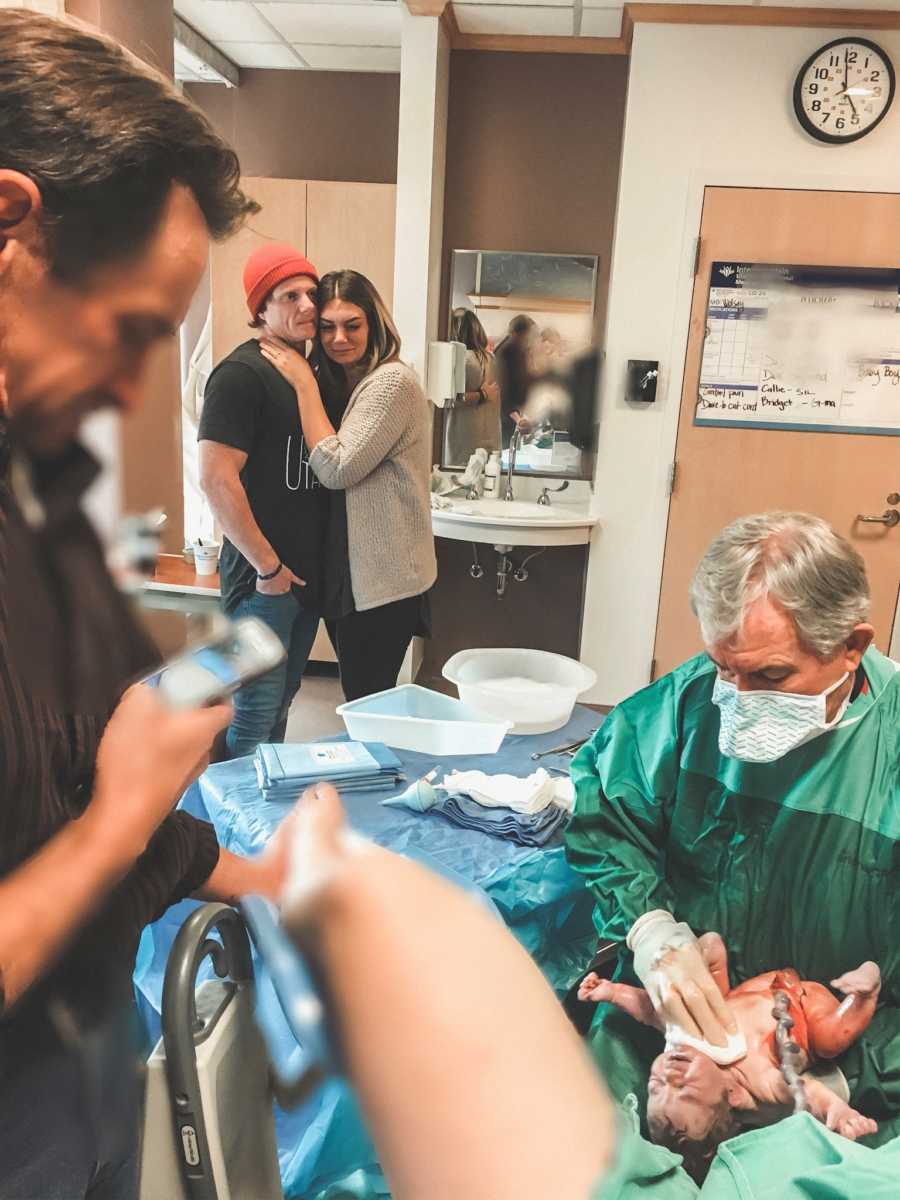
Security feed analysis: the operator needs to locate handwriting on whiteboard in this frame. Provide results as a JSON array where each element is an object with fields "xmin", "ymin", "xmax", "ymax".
[{"xmin": 696, "ymin": 262, "xmax": 900, "ymax": 435}]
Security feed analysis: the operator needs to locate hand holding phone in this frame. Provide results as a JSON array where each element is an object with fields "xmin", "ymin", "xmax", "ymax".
[
  {"xmin": 144, "ymin": 617, "xmax": 287, "ymax": 710},
  {"xmin": 90, "ymin": 685, "xmax": 232, "ymax": 855}
]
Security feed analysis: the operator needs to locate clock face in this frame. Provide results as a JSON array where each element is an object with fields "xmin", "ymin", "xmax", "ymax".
[{"xmin": 794, "ymin": 37, "xmax": 895, "ymax": 144}]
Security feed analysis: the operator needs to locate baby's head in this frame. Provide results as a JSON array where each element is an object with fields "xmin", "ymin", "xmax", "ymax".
[{"xmin": 647, "ymin": 1046, "xmax": 741, "ymax": 1182}]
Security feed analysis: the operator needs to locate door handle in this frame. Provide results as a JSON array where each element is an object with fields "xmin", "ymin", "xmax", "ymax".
[{"xmin": 857, "ymin": 509, "xmax": 900, "ymax": 526}]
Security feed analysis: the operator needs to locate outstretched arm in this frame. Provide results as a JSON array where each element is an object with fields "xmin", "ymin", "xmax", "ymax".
[
  {"xmin": 803, "ymin": 963, "xmax": 881, "ymax": 1059},
  {"xmin": 803, "ymin": 1078, "xmax": 878, "ymax": 1141},
  {"xmin": 578, "ymin": 974, "xmax": 663, "ymax": 1030},
  {"xmin": 284, "ymin": 784, "xmax": 616, "ymax": 1200},
  {"xmin": 567, "ymin": 704, "xmax": 735, "ymax": 1050}
]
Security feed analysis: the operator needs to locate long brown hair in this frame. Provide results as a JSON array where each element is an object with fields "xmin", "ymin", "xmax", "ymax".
[
  {"xmin": 451, "ymin": 307, "xmax": 490, "ymax": 371},
  {"xmin": 315, "ymin": 270, "xmax": 401, "ymax": 382}
]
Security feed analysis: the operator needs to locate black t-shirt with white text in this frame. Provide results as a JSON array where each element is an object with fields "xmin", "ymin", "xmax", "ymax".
[{"xmin": 198, "ymin": 339, "xmax": 349, "ymax": 616}]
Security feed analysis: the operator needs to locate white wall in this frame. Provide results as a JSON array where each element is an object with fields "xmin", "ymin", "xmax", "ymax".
[
  {"xmin": 582, "ymin": 22, "xmax": 900, "ymax": 705},
  {"xmin": 1, "ymin": 1, "xmax": 65, "ymax": 12},
  {"xmin": 392, "ymin": 11, "xmax": 450, "ymax": 382}
]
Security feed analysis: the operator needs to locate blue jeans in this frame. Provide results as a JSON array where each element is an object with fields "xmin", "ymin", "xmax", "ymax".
[
  {"xmin": 224, "ymin": 588, "xmax": 320, "ymax": 758},
  {"xmin": 0, "ymin": 1002, "xmax": 143, "ymax": 1200}
]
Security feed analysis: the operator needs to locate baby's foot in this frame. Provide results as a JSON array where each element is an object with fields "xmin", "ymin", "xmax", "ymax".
[{"xmin": 831, "ymin": 961, "xmax": 881, "ymax": 1000}]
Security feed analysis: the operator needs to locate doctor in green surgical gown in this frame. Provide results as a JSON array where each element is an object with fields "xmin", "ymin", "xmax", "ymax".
[{"xmin": 566, "ymin": 512, "xmax": 900, "ymax": 1145}]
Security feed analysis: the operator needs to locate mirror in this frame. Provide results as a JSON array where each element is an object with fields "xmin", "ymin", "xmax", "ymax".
[{"xmin": 441, "ymin": 250, "xmax": 599, "ymax": 479}]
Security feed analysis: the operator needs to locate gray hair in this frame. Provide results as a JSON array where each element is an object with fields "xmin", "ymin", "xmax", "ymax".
[{"xmin": 689, "ymin": 512, "xmax": 870, "ymax": 658}]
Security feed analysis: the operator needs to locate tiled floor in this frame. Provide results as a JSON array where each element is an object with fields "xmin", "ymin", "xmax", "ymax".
[{"xmin": 285, "ymin": 673, "xmax": 345, "ymax": 743}]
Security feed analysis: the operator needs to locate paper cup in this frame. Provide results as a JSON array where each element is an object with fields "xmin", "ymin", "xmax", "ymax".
[{"xmin": 193, "ymin": 544, "xmax": 219, "ymax": 576}]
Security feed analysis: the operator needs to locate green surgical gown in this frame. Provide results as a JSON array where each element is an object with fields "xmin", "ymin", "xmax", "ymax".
[
  {"xmin": 701, "ymin": 1113, "xmax": 900, "ymax": 1199},
  {"xmin": 566, "ymin": 647, "xmax": 900, "ymax": 1143},
  {"xmin": 591, "ymin": 1101, "xmax": 699, "ymax": 1198}
]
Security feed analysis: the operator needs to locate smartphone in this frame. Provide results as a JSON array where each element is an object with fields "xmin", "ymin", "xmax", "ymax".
[{"xmin": 144, "ymin": 617, "xmax": 286, "ymax": 710}]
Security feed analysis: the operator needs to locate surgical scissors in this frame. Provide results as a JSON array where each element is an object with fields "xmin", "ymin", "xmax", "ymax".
[{"xmin": 530, "ymin": 730, "xmax": 597, "ymax": 761}]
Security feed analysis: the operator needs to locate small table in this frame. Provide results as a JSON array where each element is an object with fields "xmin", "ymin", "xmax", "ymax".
[
  {"xmin": 140, "ymin": 553, "xmax": 221, "ymax": 615},
  {"xmin": 134, "ymin": 708, "xmax": 600, "ymax": 1198}
]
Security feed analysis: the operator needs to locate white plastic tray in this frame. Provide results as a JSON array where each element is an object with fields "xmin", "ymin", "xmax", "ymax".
[
  {"xmin": 442, "ymin": 647, "xmax": 597, "ymax": 735},
  {"xmin": 336, "ymin": 684, "xmax": 511, "ymax": 756}
]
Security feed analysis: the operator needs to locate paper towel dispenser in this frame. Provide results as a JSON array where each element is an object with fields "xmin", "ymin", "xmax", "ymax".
[{"xmin": 426, "ymin": 340, "xmax": 466, "ymax": 409}]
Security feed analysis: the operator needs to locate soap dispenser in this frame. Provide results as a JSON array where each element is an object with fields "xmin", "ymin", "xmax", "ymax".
[{"xmin": 484, "ymin": 451, "xmax": 501, "ymax": 497}]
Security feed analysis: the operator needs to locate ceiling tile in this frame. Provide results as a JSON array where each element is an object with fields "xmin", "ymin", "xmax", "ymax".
[
  {"xmin": 454, "ymin": 5, "xmax": 573, "ymax": 35},
  {"xmin": 175, "ymin": 0, "xmax": 280, "ymax": 42},
  {"xmin": 291, "ymin": 43, "xmax": 401, "ymax": 71},
  {"xmin": 579, "ymin": 8, "xmax": 621, "ymax": 35},
  {"xmin": 256, "ymin": 2, "xmax": 400, "ymax": 45},
  {"xmin": 216, "ymin": 40, "xmax": 305, "ymax": 67}
]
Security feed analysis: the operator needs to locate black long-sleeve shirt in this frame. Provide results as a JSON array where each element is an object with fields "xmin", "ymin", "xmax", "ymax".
[{"xmin": 0, "ymin": 420, "xmax": 219, "ymax": 1022}]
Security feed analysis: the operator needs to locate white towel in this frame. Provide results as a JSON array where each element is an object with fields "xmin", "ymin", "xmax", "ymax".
[
  {"xmin": 441, "ymin": 768, "xmax": 557, "ymax": 815},
  {"xmin": 665, "ymin": 1026, "xmax": 748, "ymax": 1066},
  {"xmin": 553, "ymin": 777, "xmax": 576, "ymax": 813}
]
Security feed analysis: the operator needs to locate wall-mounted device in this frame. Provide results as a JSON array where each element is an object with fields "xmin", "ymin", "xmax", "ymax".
[
  {"xmin": 626, "ymin": 360, "xmax": 659, "ymax": 404},
  {"xmin": 425, "ymin": 340, "xmax": 466, "ymax": 409}
]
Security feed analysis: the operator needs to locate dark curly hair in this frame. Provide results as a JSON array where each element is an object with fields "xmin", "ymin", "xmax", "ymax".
[
  {"xmin": 648, "ymin": 1097, "xmax": 741, "ymax": 1184},
  {"xmin": 0, "ymin": 10, "xmax": 258, "ymax": 280}
]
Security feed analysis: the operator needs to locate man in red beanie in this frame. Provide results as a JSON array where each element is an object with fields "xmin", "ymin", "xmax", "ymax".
[{"xmin": 199, "ymin": 243, "xmax": 341, "ymax": 756}]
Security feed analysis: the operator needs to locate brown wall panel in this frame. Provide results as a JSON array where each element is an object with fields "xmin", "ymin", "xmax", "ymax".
[
  {"xmin": 66, "ymin": 0, "xmax": 174, "ymax": 76},
  {"xmin": 441, "ymin": 51, "xmax": 627, "ymax": 344},
  {"xmin": 186, "ymin": 70, "xmax": 400, "ymax": 185},
  {"xmin": 66, "ymin": 0, "xmax": 183, "ymax": 550}
]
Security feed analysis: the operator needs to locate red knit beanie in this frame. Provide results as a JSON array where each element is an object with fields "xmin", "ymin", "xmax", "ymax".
[{"xmin": 243, "ymin": 243, "xmax": 319, "ymax": 318}]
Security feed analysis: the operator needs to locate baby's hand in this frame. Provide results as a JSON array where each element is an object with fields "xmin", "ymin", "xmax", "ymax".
[
  {"xmin": 578, "ymin": 972, "xmax": 611, "ymax": 1003},
  {"xmin": 576, "ymin": 976, "xmax": 663, "ymax": 1029},
  {"xmin": 831, "ymin": 961, "xmax": 881, "ymax": 1000},
  {"xmin": 824, "ymin": 1098, "xmax": 878, "ymax": 1141}
]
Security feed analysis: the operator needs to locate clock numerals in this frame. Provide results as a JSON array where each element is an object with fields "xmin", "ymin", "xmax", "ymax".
[{"xmin": 794, "ymin": 37, "xmax": 895, "ymax": 143}]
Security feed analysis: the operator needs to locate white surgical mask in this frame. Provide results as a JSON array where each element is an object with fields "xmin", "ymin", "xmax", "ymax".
[{"xmin": 712, "ymin": 671, "xmax": 851, "ymax": 763}]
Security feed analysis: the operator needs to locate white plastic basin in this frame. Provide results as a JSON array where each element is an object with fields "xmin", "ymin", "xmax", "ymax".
[
  {"xmin": 442, "ymin": 648, "xmax": 597, "ymax": 735},
  {"xmin": 336, "ymin": 683, "xmax": 511, "ymax": 756}
]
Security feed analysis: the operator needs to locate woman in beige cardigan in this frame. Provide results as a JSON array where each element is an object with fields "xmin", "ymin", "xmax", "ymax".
[{"xmin": 260, "ymin": 270, "xmax": 436, "ymax": 701}]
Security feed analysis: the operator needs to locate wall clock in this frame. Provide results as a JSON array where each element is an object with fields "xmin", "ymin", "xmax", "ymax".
[{"xmin": 794, "ymin": 37, "xmax": 895, "ymax": 144}]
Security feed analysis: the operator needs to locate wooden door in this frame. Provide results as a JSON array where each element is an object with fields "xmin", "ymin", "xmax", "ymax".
[
  {"xmin": 209, "ymin": 177, "xmax": 308, "ymax": 363},
  {"xmin": 654, "ymin": 188, "xmax": 900, "ymax": 677},
  {"xmin": 305, "ymin": 181, "xmax": 396, "ymax": 308}
]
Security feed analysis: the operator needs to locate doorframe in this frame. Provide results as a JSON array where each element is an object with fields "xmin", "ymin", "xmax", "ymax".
[
  {"xmin": 889, "ymin": 593, "xmax": 900, "ymax": 661},
  {"xmin": 647, "ymin": 168, "xmax": 900, "ymax": 672}
]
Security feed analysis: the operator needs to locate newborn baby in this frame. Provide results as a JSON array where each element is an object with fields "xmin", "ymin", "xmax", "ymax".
[{"xmin": 579, "ymin": 932, "xmax": 880, "ymax": 1181}]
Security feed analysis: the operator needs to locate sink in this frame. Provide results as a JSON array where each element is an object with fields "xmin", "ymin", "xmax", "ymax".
[{"xmin": 431, "ymin": 497, "xmax": 598, "ymax": 547}]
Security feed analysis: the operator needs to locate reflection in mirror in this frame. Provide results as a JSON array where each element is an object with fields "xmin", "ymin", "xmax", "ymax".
[{"xmin": 441, "ymin": 250, "xmax": 599, "ymax": 480}]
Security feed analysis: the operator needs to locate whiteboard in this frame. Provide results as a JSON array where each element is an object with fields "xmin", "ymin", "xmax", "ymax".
[{"xmin": 695, "ymin": 262, "xmax": 900, "ymax": 435}]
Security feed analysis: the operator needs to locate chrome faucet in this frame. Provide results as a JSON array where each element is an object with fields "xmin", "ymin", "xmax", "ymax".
[
  {"xmin": 505, "ymin": 420, "xmax": 556, "ymax": 500},
  {"xmin": 503, "ymin": 428, "xmax": 524, "ymax": 501},
  {"xmin": 536, "ymin": 481, "xmax": 569, "ymax": 506}
]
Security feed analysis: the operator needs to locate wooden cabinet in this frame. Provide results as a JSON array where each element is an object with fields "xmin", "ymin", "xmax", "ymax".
[
  {"xmin": 210, "ymin": 177, "xmax": 396, "ymax": 363},
  {"xmin": 306, "ymin": 181, "xmax": 396, "ymax": 307},
  {"xmin": 210, "ymin": 178, "xmax": 308, "ymax": 363}
]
